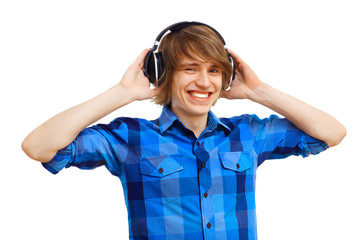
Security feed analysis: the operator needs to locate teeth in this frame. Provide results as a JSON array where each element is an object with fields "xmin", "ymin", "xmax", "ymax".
[{"xmin": 190, "ymin": 92, "xmax": 209, "ymax": 99}]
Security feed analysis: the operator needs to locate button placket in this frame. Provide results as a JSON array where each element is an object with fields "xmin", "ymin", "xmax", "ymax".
[{"xmin": 194, "ymin": 141, "xmax": 215, "ymax": 239}]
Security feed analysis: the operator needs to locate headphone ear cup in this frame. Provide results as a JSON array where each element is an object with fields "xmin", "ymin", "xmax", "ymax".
[
  {"xmin": 144, "ymin": 50, "xmax": 156, "ymax": 84},
  {"xmin": 154, "ymin": 52, "xmax": 165, "ymax": 86},
  {"xmin": 144, "ymin": 51, "xmax": 165, "ymax": 85},
  {"xmin": 227, "ymin": 53, "xmax": 235, "ymax": 88}
]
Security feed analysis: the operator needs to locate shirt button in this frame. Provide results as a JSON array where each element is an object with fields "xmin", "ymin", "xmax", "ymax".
[
  {"xmin": 236, "ymin": 163, "xmax": 240, "ymax": 169},
  {"xmin": 207, "ymin": 222, "xmax": 212, "ymax": 229},
  {"xmin": 158, "ymin": 168, "xmax": 164, "ymax": 174},
  {"xmin": 201, "ymin": 162, "xmax": 206, "ymax": 168},
  {"xmin": 196, "ymin": 142, "xmax": 200, "ymax": 147},
  {"xmin": 204, "ymin": 192, "xmax": 208, "ymax": 198}
]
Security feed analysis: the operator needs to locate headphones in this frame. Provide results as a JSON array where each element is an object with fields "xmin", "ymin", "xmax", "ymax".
[{"xmin": 143, "ymin": 21, "xmax": 235, "ymax": 87}]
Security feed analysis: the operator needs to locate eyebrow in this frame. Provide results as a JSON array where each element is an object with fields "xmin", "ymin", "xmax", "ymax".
[
  {"xmin": 179, "ymin": 62, "xmax": 220, "ymax": 68},
  {"xmin": 180, "ymin": 62, "xmax": 199, "ymax": 68}
]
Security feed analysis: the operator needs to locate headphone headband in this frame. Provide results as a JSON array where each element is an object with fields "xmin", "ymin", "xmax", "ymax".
[
  {"xmin": 144, "ymin": 21, "xmax": 235, "ymax": 87},
  {"xmin": 153, "ymin": 21, "xmax": 227, "ymax": 49}
]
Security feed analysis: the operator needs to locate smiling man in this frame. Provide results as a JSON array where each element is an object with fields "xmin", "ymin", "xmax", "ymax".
[
  {"xmin": 170, "ymin": 56, "xmax": 223, "ymax": 137},
  {"xmin": 22, "ymin": 22, "xmax": 346, "ymax": 240}
]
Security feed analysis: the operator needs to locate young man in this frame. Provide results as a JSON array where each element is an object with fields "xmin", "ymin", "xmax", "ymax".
[{"xmin": 22, "ymin": 22, "xmax": 346, "ymax": 240}]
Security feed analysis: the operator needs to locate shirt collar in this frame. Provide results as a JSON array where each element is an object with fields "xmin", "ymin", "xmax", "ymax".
[
  {"xmin": 159, "ymin": 106, "xmax": 231, "ymax": 135},
  {"xmin": 159, "ymin": 106, "xmax": 179, "ymax": 134}
]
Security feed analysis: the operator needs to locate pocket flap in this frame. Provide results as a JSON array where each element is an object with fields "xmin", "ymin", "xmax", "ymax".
[
  {"xmin": 219, "ymin": 151, "xmax": 251, "ymax": 172},
  {"xmin": 140, "ymin": 154, "xmax": 183, "ymax": 177}
]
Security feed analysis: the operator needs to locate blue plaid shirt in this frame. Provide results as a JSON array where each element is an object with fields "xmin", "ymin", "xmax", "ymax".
[{"xmin": 43, "ymin": 106, "xmax": 328, "ymax": 240}]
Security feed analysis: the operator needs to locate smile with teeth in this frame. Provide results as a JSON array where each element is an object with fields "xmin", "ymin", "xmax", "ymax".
[{"xmin": 188, "ymin": 91, "xmax": 212, "ymax": 99}]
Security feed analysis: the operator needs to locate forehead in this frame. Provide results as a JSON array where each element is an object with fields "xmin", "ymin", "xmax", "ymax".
[{"xmin": 177, "ymin": 54, "xmax": 219, "ymax": 67}]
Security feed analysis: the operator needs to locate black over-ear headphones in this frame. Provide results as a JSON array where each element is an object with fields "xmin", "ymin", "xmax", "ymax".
[{"xmin": 143, "ymin": 21, "xmax": 235, "ymax": 87}]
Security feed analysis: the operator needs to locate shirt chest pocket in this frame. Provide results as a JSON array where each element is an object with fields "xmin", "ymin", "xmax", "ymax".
[
  {"xmin": 218, "ymin": 151, "xmax": 254, "ymax": 199},
  {"xmin": 140, "ymin": 154, "xmax": 184, "ymax": 204}
]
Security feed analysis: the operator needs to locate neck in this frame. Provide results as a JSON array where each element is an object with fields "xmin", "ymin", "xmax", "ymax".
[{"xmin": 171, "ymin": 109, "xmax": 208, "ymax": 138}]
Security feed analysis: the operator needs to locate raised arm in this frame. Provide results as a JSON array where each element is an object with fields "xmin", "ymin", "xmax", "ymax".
[
  {"xmin": 222, "ymin": 49, "xmax": 346, "ymax": 147},
  {"xmin": 22, "ymin": 49, "xmax": 160, "ymax": 162}
]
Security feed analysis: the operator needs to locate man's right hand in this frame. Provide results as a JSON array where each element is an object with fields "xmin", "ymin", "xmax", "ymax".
[
  {"xmin": 22, "ymin": 49, "xmax": 161, "ymax": 162},
  {"xmin": 119, "ymin": 49, "xmax": 161, "ymax": 102}
]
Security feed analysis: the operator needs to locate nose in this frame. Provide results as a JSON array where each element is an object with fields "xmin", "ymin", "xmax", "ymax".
[{"xmin": 196, "ymin": 70, "xmax": 211, "ymax": 88}]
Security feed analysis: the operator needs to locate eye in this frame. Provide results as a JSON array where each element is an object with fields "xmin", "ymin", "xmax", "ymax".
[
  {"xmin": 185, "ymin": 68, "xmax": 195, "ymax": 73},
  {"xmin": 209, "ymin": 68, "xmax": 220, "ymax": 73}
]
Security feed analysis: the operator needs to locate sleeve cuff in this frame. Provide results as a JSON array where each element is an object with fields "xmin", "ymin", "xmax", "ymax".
[
  {"xmin": 298, "ymin": 135, "xmax": 329, "ymax": 158},
  {"xmin": 42, "ymin": 143, "xmax": 75, "ymax": 174}
]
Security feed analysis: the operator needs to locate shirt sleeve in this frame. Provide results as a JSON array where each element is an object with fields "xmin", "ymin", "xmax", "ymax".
[
  {"xmin": 251, "ymin": 114, "xmax": 329, "ymax": 166},
  {"xmin": 42, "ymin": 120, "xmax": 128, "ymax": 176}
]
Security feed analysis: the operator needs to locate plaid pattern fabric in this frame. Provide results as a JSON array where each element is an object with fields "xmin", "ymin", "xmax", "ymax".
[{"xmin": 43, "ymin": 106, "xmax": 328, "ymax": 240}]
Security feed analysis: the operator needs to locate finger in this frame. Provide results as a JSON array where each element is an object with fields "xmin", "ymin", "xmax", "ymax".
[
  {"xmin": 228, "ymin": 49, "xmax": 247, "ymax": 69},
  {"xmin": 135, "ymin": 49, "xmax": 150, "ymax": 68},
  {"xmin": 150, "ymin": 87, "xmax": 162, "ymax": 98},
  {"xmin": 228, "ymin": 49, "xmax": 245, "ymax": 63},
  {"xmin": 220, "ymin": 89, "xmax": 231, "ymax": 99}
]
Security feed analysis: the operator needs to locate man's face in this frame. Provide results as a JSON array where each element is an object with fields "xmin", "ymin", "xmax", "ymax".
[{"xmin": 170, "ymin": 55, "xmax": 223, "ymax": 121}]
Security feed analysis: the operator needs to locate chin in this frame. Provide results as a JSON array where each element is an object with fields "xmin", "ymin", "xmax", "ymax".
[{"xmin": 188, "ymin": 104, "xmax": 212, "ymax": 115}]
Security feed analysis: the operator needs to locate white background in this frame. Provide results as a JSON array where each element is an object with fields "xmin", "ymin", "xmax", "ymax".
[{"xmin": 1, "ymin": 0, "xmax": 359, "ymax": 239}]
